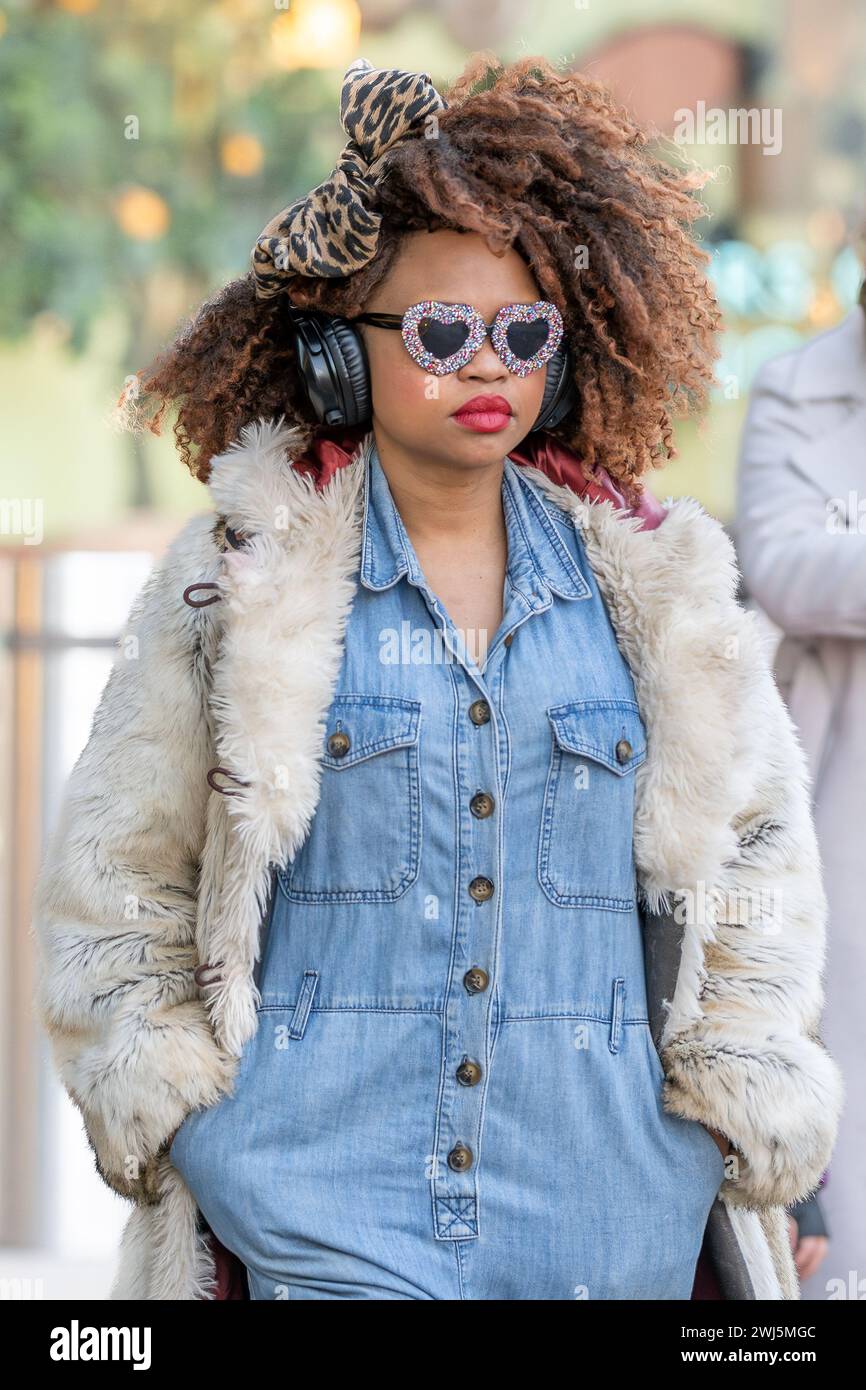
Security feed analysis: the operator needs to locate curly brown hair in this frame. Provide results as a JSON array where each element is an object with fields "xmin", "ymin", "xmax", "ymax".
[{"xmin": 121, "ymin": 52, "xmax": 721, "ymax": 498}]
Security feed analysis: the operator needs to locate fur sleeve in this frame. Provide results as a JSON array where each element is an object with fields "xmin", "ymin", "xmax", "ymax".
[
  {"xmin": 659, "ymin": 604, "xmax": 846, "ymax": 1211},
  {"xmin": 31, "ymin": 512, "xmax": 237, "ymax": 1204}
]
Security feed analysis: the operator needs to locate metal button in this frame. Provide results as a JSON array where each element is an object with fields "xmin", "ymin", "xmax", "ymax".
[
  {"xmin": 456, "ymin": 1059, "xmax": 482, "ymax": 1087},
  {"xmin": 463, "ymin": 967, "xmax": 490, "ymax": 994},
  {"xmin": 327, "ymin": 730, "xmax": 351, "ymax": 758},
  {"xmin": 468, "ymin": 699, "xmax": 490, "ymax": 726},
  {"xmin": 468, "ymin": 876, "xmax": 494, "ymax": 903},
  {"xmin": 469, "ymin": 791, "xmax": 495, "ymax": 819},
  {"xmin": 447, "ymin": 1143, "xmax": 473, "ymax": 1172},
  {"xmin": 504, "ymin": 633, "xmax": 513, "ymax": 647},
  {"xmin": 615, "ymin": 738, "xmax": 632, "ymax": 764}
]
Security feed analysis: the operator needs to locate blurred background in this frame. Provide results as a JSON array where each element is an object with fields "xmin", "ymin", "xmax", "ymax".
[{"xmin": 1, "ymin": 0, "xmax": 864, "ymax": 1298}]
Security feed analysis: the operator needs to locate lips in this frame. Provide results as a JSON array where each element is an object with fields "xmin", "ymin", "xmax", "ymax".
[{"xmin": 451, "ymin": 394, "xmax": 514, "ymax": 433}]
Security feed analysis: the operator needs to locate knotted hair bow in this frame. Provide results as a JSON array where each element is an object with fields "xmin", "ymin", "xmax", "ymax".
[{"xmin": 251, "ymin": 57, "xmax": 448, "ymax": 298}]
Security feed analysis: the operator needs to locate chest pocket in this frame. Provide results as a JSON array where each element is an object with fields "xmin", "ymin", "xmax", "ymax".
[
  {"xmin": 537, "ymin": 698, "xmax": 647, "ymax": 910},
  {"xmin": 277, "ymin": 693, "xmax": 422, "ymax": 904}
]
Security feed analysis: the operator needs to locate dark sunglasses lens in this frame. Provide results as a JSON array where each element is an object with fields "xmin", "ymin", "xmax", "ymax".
[
  {"xmin": 506, "ymin": 317, "xmax": 552, "ymax": 360},
  {"xmin": 417, "ymin": 315, "xmax": 470, "ymax": 359}
]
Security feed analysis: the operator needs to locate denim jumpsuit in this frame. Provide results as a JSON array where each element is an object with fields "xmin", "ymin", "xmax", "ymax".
[{"xmin": 169, "ymin": 443, "xmax": 727, "ymax": 1300}]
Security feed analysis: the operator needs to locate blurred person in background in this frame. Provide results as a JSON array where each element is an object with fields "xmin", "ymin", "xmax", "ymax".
[{"xmin": 735, "ymin": 278, "xmax": 866, "ymax": 1300}]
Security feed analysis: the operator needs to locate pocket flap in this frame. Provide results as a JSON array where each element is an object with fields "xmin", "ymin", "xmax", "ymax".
[
  {"xmin": 547, "ymin": 699, "xmax": 647, "ymax": 775},
  {"xmin": 322, "ymin": 694, "xmax": 422, "ymax": 769}
]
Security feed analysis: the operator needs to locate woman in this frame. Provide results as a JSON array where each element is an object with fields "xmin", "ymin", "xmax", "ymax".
[
  {"xmin": 735, "ymin": 292, "xmax": 866, "ymax": 1298},
  {"xmin": 32, "ymin": 55, "xmax": 843, "ymax": 1301}
]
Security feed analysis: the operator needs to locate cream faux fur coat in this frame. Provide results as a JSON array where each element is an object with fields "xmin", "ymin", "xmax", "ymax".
[{"xmin": 31, "ymin": 418, "xmax": 844, "ymax": 1300}]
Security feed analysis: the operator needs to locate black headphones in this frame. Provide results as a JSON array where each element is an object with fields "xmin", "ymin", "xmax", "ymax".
[{"xmin": 285, "ymin": 305, "xmax": 579, "ymax": 433}]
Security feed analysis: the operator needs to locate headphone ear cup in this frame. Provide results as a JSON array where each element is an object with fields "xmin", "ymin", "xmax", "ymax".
[
  {"xmin": 532, "ymin": 343, "xmax": 579, "ymax": 433},
  {"xmin": 286, "ymin": 307, "xmax": 371, "ymax": 428},
  {"xmin": 323, "ymin": 316, "xmax": 372, "ymax": 426}
]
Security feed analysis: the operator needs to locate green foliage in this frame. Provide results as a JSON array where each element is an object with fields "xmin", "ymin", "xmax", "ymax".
[{"xmin": 0, "ymin": 2, "xmax": 346, "ymax": 352}]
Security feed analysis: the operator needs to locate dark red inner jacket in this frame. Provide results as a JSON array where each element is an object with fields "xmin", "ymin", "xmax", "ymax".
[
  {"xmin": 204, "ymin": 426, "xmax": 722, "ymax": 1300},
  {"xmin": 290, "ymin": 424, "xmax": 667, "ymax": 527}
]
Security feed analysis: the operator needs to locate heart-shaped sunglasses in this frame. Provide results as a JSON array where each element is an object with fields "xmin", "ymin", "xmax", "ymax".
[{"xmin": 349, "ymin": 299, "xmax": 564, "ymax": 378}]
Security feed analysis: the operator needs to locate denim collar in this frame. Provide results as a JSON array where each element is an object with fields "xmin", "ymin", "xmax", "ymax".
[{"xmin": 359, "ymin": 439, "xmax": 590, "ymax": 603}]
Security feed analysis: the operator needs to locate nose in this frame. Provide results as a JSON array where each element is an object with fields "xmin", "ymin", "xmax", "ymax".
[{"xmin": 456, "ymin": 331, "xmax": 508, "ymax": 384}]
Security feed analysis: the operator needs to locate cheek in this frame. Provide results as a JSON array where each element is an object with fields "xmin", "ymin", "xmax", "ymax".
[
  {"xmin": 514, "ymin": 366, "xmax": 548, "ymax": 418},
  {"xmin": 366, "ymin": 337, "xmax": 453, "ymax": 424}
]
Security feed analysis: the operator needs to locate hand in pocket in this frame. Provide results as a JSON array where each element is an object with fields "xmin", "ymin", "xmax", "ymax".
[{"xmin": 700, "ymin": 1122, "xmax": 732, "ymax": 1159}]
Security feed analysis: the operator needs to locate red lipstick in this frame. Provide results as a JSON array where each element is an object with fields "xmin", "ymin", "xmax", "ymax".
[{"xmin": 451, "ymin": 394, "xmax": 513, "ymax": 433}]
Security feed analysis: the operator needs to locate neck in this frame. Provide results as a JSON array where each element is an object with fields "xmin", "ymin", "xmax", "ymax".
[{"xmin": 370, "ymin": 422, "xmax": 508, "ymax": 550}]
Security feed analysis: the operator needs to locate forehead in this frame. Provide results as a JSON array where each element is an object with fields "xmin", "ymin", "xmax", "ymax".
[{"xmin": 373, "ymin": 229, "xmax": 541, "ymax": 312}]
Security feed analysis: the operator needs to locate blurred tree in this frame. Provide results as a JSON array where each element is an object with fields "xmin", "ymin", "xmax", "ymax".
[{"xmin": 0, "ymin": 0, "xmax": 363, "ymax": 503}]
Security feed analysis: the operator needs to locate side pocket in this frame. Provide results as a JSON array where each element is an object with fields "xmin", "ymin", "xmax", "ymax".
[
  {"xmin": 287, "ymin": 969, "xmax": 319, "ymax": 1040},
  {"xmin": 608, "ymin": 978, "xmax": 625, "ymax": 1053}
]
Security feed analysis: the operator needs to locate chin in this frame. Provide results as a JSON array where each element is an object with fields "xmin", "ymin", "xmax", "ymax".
[
  {"xmin": 382, "ymin": 418, "xmax": 524, "ymax": 469},
  {"xmin": 452, "ymin": 426, "xmax": 524, "ymax": 461}
]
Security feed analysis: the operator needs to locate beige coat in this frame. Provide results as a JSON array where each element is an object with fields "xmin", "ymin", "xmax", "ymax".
[
  {"xmin": 735, "ymin": 304, "xmax": 866, "ymax": 1297},
  {"xmin": 32, "ymin": 420, "xmax": 844, "ymax": 1299}
]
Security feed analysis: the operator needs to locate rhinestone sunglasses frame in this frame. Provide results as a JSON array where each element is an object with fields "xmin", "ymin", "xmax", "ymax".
[{"xmin": 350, "ymin": 299, "xmax": 565, "ymax": 378}]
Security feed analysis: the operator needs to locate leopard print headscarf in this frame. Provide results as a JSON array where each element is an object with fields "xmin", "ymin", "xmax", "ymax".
[{"xmin": 251, "ymin": 57, "xmax": 447, "ymax": 298}]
